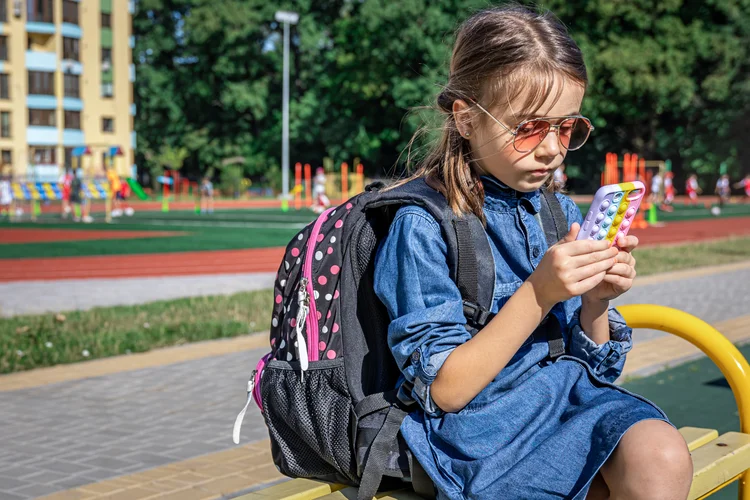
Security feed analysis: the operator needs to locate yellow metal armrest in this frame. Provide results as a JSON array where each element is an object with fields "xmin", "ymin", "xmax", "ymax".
[{"xmin": 619, "ymin": 304, "xmax": 750, "ymax": 500}]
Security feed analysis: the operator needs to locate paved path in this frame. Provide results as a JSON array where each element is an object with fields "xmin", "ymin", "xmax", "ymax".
[
  {"xmin": 0, "ymin": 262, "xmax": 748, "ymax": 499},
  {"xmin": 0, "ymin": 273, "xmax": 276, "ymax": 317}
]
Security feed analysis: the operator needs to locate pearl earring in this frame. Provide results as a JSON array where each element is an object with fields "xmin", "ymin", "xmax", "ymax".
[{"xmin": 464, "ymin": 131, "xmax": 471, "ymax": 137}]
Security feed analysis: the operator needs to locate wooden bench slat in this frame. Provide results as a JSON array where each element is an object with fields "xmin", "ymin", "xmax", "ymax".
[
  {"xmin": 316, "ymin": 487, "xmax": 421, "ymax": 499},
  {"xmin": 237, "ymin": 478, "xmax": 344, "ymax": 499},
  {"xmin": 688, "ymin": 431, "xmax": 750, "ymax": 500},
  {"xmin": 679, "ymin": 426, "xmax": 720, "ymax": 452}
]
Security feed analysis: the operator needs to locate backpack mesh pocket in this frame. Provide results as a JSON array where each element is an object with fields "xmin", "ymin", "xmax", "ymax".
[{"xmin": 260, "ymin": 358, "xmax": 358, "ymax": 484}]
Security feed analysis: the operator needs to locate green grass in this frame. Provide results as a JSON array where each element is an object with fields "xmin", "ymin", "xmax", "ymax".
[
  {"xmin": 0, "ymin": 208, "xmax": 317, "ymax": 258},
  {"xmin": 0, "ymin": 290, "xmax": 273, "ymax": 374},
  {"xmin": 634, "ymin": 237, "xmax": 750, "ymax": 276}
]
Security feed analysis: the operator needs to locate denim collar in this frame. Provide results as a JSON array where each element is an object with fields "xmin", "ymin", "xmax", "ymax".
[{"xmin": 480, "ymin": 175, "xmax": 541, "ymax": 213}]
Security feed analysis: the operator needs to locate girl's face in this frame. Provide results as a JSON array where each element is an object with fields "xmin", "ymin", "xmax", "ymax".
[{"xmin": 455, "ymin": 78, "xmax": 585, "ymax": 193}]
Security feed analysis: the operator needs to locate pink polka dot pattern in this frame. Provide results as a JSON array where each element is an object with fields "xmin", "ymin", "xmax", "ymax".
[
  {"xmin": 346, "ymin": 203, "xmax": 353, "ymax": 209},
  {"xmin": 330, "ymin": 265, "xmax": 340, "ymax": 275},
  {"xmin": 327, "ymin": 350, "xmax": 336, "ymax": 360},
  {"xmin": 290, "ymin": 318, "xmax": 296, "ymax": 328},
  {"xmin": 317, "ymin": 234, "xmax": 325, "ymax": 243},
  {"xmin": 275, "ymin": 295, "xmax": 282, "ymax": 304},
  {"xmin": 327, "ymin": 247, "xmax": 334, "ymax": 255},
  {"xmin": 317, "ymin": 311, "xmax": 322, "ymax": 320},
  {"xmin": 334, "ymin": 290, "xmax": 340, "ymax": 299},
  {"xmin": 327, "ymin": 310, "xmax": 331, "ymax": 319},
  {"xmin": 319, "ymin": 341, "xmax": 326, "ymax": 351},
  {"xmin": 332, "ymin": 323, "xmax": 339, "ymax": 333},
  {"xmin": 291, "ymin": 248, "xmax": 300, "ymax": 257},
  {"xmin": 335, "ymin": 220, "xmax": 343, "ymax": 229},
  {"xmin": 318, "ymin": 275, "xmax": 328, "ymax": 285}
]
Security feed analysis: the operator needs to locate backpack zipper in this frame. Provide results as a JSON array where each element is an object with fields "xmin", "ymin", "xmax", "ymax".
[{"xmin": 301, "ymin": 206, "xmax": 336, "ymax": 371}]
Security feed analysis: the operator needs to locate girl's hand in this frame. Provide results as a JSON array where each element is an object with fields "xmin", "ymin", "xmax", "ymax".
[
  {"xmin": 583, "ymin": 234, "xmax": 638, "ymax": 302},
  {"xmin": 528, "ymin": 223, "xmax": 618, "ymax": 310}
]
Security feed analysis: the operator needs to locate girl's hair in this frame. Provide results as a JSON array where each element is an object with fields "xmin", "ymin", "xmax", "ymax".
[{"xmin": 396, "ymin": 4, "xmax": 588, "ymax": 223}]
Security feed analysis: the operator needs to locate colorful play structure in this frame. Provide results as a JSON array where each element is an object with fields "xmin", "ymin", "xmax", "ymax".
[
  {"xmin": 289, "ymin": 161, "xmax": 366, "ymax": 211},
  {"xmin": 5, "ymin": 146, "xmax": 150, "ymax": 223},
  {"xmin": 602, "ymin": 152, "xmax": 669, "ymax": 227}
]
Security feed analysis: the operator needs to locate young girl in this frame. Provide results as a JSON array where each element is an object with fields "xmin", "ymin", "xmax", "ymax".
[{"xmin": 373, "ymin": 6, "xmax": 692, "ymax": 499}]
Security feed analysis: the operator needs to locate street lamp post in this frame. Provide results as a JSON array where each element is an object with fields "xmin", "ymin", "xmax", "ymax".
[{"xmin": 274, "ymin": 10, "xmax": 299, "ymax": 211}]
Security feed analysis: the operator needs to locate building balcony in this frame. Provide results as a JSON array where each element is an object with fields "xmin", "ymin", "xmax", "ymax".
[
  {"xmin": 26, "ymin": 51, "xmax": 57, "ymax": 71},
  {"xmin": 27, "ymin": 126, "xmax": 58, "ymax": 145},
  {"xmin": 61, "ymin": 23, "xmax": 82, "ymax": 39},
  {"xmin": 63, "ymin": 129, "xmax": 84, "ymax": 146},
  {"xmin": 27, "ymin": 95, "xmax": 57, "ymax": 109},
  {"xmin": 62, "ymin": 97, "xmax": 83, "ymax": 111},
  {"xmin": 26, "ymin": 20, "xmax": 56, "ymax": 35}
]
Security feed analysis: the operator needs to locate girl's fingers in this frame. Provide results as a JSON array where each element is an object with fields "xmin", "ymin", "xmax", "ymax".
[
  {"xmin": 571, "ymin": 246, "xmax": 619, "ymax": 267},
  {"xmin": 574, "ymin": 271, "xmax": 608, "ymax": 294},
  {"xmin": 559, "ymin": 238, "xmax": 612, "ymax": 256},
  {"xmin": 571, "ymin": 257, "xmax": 616, "ymax": 282},
  {"xmin": 604, "ymin": 263, "xmax": 636, "ymax": 279},
  {"xmin": 616, "ymin": 234, "xmax": 639, "ymax": 252},
  {"xmin": 601, "ymin": 273, "xmax": 632, "ymax": 288}
]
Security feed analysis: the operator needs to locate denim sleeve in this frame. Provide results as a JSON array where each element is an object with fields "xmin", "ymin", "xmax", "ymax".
[
  {"xmin": 373, "ymin": 206, "xmax": 471, "ymax": 416},
  {"xmin": 556, "ymin": 194, "xmax": 633, "ymax": 382},
  {"xmin": 567, "ymin": 306, "xmax": 633, "ymax": 383}
]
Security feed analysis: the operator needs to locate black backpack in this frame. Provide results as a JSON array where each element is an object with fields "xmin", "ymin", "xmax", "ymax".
[{"xmin": 233, "ymin": 177, "xmax": 569, "ymax": 499}]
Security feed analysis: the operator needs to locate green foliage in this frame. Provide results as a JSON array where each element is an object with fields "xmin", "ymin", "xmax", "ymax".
[{"xmin": 134, "ymin": 0, "xmax": 750, "ymax": 192}]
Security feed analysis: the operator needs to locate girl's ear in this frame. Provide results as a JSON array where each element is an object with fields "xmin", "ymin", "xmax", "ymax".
[{"xmin": 452, "ymin": 99, "xmax": 473, "ymax": 139}]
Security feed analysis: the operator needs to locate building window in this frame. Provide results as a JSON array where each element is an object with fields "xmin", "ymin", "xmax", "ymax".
[
  {"xmin": 63, "ymin": 73, "xmax": 79, "ymax": 98},
  {"xmin": 31, "ymin": 147, "xmax": 56, "ymax": 164},
  {"xmin": 101, "ymin": 12, "xmax": 111, "ymax": 28},
  {"xmin": 1, "ymin": 111, "xmax": 10, "ymax": 138},
  {"xmin": 27, "ymin": 0, "xmax": 54, "ymax": 23},
  {"xmin": 64, "ymin": 110, "xmax": 80, "ymax": 130},
  {"xmin": 102, "ymin": 117, "xmax": 114, "ymax": 133},
  {"xmin": 0, "ymin": 36, "xmax": 7, "ymax": 61},
  {"xmin": 101, "ymin": 82, "xmax": 113, "ymax": 98},
  {"xmin": 101, "ymin": 48, "xmax": 112, "ymax": 69},
  {"xmin": 29, "ymin": 108, "xmax": 56, "ymax": 126},
  {"xmin": 0, "ymin": 74, "xmax": 9, "ymax": 99},
  {"xmin": 62, "ymin": 0, "xmax": 78, "ymax": 24},
  {"xmin": 0, "ymin": 0, "xmax": 7, "ymax": 23},
  {"xmin": 62, "ymin": 37, "xmax": 79, "ymax": 61},
  {"xmin": 1, "ymin": 150, "xmax": 11, "ymax": 166},
  {"xmin": 28, "ymin": 71, "xmax": 54, "ymax": 95}
]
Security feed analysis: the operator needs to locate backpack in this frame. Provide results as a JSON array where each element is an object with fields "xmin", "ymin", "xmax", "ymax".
[{"xmin": 233, "ymin": 177, "xmax": 569, "ymax": 500}]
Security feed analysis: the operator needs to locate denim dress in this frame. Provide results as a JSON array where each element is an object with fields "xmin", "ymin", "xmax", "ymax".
[{"xmin": 373, "ymin": 176, "xmax": 669, "ymax": 499}]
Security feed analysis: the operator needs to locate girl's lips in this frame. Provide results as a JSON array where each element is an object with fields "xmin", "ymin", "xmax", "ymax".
[{"xmin": 530, "ymin": 169, "xmax": 552, "ymax": 176}]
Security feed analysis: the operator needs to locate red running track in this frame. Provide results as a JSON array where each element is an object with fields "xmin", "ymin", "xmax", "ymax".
[
  {"xmin": 1, "ymin": 217, "xmax": 748, "ymax": 282},
  {"xmin": 0, "ymin": 228, "xmax": 182, "ymax": 244}
]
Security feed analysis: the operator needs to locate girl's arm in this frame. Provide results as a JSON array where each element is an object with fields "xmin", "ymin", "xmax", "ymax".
[{"xmin": 431, "ymin": 224, "xmax": 617, "ymax": 413}]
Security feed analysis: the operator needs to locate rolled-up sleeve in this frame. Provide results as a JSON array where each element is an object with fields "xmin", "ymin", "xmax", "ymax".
[
  {"xmin": 374, "ymin": 206, "xmax": 471, "ymax": 416},
  {"xmin": 568, "ymin": 306, "xmax": 633, "ymax": 383}
]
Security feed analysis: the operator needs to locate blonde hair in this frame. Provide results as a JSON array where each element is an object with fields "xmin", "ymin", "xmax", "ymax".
[{"xmin": 396, "ymin": 5, "xmax": 588, "ymax": 223}]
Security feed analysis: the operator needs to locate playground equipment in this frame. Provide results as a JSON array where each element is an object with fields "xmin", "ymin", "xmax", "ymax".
[
  {"xmin": 245, "ymin": 305, "xmax": 750, "ymax": 500},
  {"xmin": 126, "ymin": 178, "xmax": 149, "ymax": 200},
  {"xmin": 603, "ymin": 153, "xmax": 668, "ymax": 229},
  {"xmin": 9, "ymin": 178, "xmax": 112, "ymax": 222},
  {"xmin": 286, "ymin": 161, "xmax": 367, "ymax": 212}
]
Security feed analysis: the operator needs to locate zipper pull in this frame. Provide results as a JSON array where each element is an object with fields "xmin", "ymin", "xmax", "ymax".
[
  {"xmin": 232, "ymin": 371, "xmax": 256, "ymax": 444},
  {"xmin": 296, "ymin": 279, "xmax": 310, "ymax": 380}
]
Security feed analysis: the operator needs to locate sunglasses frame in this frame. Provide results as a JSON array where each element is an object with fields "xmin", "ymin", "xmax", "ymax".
[{"xmin": 470, "ymin": 100, "xmax": 595, "ymax": 154}]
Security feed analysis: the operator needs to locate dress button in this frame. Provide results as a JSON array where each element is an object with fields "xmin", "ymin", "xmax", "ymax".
[{"xmin": 532, "ymin": 247, "xmax": 540, "ymax": 258}]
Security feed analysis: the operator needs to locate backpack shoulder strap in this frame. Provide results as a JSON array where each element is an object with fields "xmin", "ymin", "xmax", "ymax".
[
  {"xmin": 366, "ymin": 178, "xmax": 494, "ymax": 324},
  {"xmin": 537, "ymin": 189, "xmax": 568, "ymax": 359},
  {"xmin": 539, "ymin": 190, "xmax": 568, "ymax": 245}
]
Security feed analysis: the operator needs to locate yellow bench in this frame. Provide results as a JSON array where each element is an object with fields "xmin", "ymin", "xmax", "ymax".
[{"xmin": 242, "ymin": 305, "xmax": 750, "ymax": 500}]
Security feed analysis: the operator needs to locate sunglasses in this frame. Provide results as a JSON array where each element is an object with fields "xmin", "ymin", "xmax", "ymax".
[{"xmin": 471, "ymin": 100, "xmax": 594, "ymax": 154}]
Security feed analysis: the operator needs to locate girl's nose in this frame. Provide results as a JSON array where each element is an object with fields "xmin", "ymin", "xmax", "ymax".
[{"xmin": 535, "ymin": 128, "xmax": 560, "ymax": 158}]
